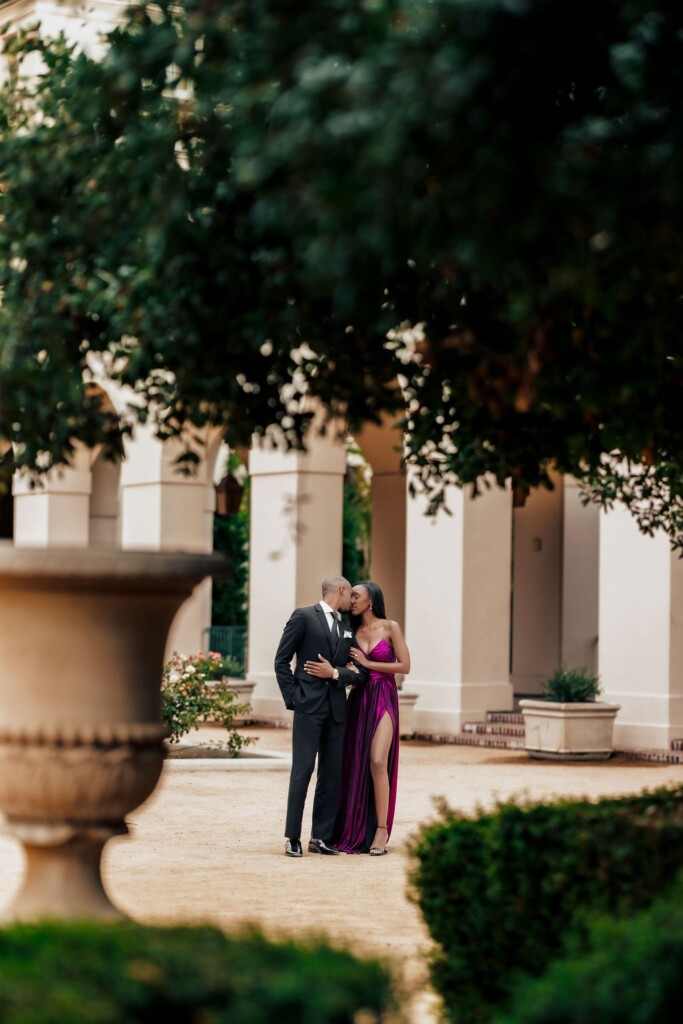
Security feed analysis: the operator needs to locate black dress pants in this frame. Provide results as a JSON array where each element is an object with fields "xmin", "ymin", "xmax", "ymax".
[{"xmin": 285, "ymin": 702, "xmax": 345, "ymax": 841}]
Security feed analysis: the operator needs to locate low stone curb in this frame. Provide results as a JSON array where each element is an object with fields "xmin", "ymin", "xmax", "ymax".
[{"xmin": 164, "ymin": 748, "xmax": 292, "ymax": 770}]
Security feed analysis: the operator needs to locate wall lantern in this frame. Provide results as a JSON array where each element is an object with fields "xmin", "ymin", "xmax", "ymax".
[{"xmin": 215, "ymin": 473, "xmax": 245, "ymax": 515}]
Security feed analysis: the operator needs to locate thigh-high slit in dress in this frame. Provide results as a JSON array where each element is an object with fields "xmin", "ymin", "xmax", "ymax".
[{"xmin": 333, "ymin": 638, "xmax": 399, "ymax": 853}]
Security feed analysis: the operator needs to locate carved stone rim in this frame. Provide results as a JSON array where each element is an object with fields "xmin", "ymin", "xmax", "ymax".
[
  {"xmin": 0, "ymin": 723, "xmax": 169, "ymax": 748},
  {"xmin": 0, "ymin": 547, "xmax": 229, "ymax": 588}
]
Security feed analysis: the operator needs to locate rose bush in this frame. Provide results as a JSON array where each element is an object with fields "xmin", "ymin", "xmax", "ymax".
[{"xmin": 161, "ymin": 651, "xmax": 253, "ymax": 754}]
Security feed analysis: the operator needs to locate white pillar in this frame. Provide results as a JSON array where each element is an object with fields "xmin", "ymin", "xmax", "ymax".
[
  {"xmin": 119, "ymin": 429, "xmax": 210, "ymax": 554},
  {"xmin": 119, "ymin": 427, "xmax": 216, "ymax": 656},
  {"xmin": 599, "ymin": 504, "xmax": 683, "ymax": 750},
  {"xmin": 404, "ymin": 480, "xmax": 514, "ymax": 733},
  {"xmin": 247, "ymin": 435, "xmax": 346, "ymax": 719},
  {"xmin": 13, "ymin": 460, "xmax": 91, "ymax": 550}
]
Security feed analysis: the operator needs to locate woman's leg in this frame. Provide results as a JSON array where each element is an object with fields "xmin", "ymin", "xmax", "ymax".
[{"xmin": 369, "ymin": 712, "xmax": 394, "ymax": 852}]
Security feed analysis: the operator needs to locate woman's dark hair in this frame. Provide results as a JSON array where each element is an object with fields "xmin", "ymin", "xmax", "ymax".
[{"xmin": 350, "ymin": 580, "xmax": 387, "ymax": 630}]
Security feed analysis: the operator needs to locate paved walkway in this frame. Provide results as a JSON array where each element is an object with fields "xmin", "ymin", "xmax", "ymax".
[{"xmin": 0, "ymin": 728, "xmax": 681, "ymax": 1022}]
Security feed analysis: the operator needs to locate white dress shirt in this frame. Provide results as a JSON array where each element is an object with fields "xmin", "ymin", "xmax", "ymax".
[{"xmin": 319, "ymin": 599, "xmax": 338, "ymax": 632}]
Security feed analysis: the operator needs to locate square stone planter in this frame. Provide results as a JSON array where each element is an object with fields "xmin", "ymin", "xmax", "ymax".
[
  {"xmin": 203, "ymin": 678, "xmax": 255, "ymax": 726},
  {"xmin": 519, "ymin": 699, "xmax": 620, "ymax": 761},
  {"xmin": 398, "ymin": 690, "xmax": 419, "ymax": 739},
  {"xmin": 224, "ymin": 678, "xmax": 256, "ymax": 725}
]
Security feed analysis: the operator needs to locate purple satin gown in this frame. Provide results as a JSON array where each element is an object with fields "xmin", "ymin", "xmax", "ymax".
[{"xmin": 333, "ymin": 638, "xmax": 400, "ymax": 853}]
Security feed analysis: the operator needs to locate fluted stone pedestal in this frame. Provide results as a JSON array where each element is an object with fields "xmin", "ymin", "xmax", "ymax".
[{"xmin": 0, "ymin": 547, "xmax": 224, "ymax": 920}]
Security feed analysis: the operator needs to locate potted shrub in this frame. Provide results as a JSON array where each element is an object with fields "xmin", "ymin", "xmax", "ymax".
[{"xmin": 519, "ymin": 668, "xmax": 620, "ymax": 761}]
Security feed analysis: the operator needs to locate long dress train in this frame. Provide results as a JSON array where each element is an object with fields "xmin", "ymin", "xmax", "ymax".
[{"xmin": 333, "ymin": 638, "xmax": 399, "ymax": 853}]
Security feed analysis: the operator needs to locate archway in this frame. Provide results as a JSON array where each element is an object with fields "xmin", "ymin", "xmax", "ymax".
[
  {"xmin": 352, "ymin": 414, "xmax": 406, "ymax": 627},
  {"xmin": 87, "ymin": 385, "xmax": 122, "ymax": 549},
  {"xmin": 510, "ymin": 473, "xmax": 599, "ymax": 697}
]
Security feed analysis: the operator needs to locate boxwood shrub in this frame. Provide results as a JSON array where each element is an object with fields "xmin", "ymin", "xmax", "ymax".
[
  {"xmin": 0, "ymin": 920, "xmax": 394, "ymax": 1023},
  {"xmin": 496, "ymin": 877, "xmax": 683, "ymax": 1024},
  {"xmin": 410, "ymin": 785, "xmax": 683, "ymax": 1023}
]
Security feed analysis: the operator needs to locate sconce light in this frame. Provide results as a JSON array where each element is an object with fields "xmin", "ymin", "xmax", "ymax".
[{"xmin": 215, "ymin": 474, "xmax": 244, "ymax": 515}]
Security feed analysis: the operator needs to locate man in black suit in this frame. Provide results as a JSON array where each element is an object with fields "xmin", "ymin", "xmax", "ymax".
[{"xmin": 274, "ymin": 573, "xmax": 367, "ymax": 857}]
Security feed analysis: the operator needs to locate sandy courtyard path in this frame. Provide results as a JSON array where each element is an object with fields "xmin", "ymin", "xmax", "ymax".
[{"xmin": 0, "ymin": 728, "xmax": 681, "ymax": 1021}]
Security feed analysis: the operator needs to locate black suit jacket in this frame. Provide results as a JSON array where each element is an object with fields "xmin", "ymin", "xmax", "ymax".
[{"xmin": 274, "ymin": 604, "xmax": 367, "ymax": 723}]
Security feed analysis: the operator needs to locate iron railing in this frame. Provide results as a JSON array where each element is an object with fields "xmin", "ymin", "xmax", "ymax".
[{"xmin": 204, "ymin": 625, "xmax": 247, "ymax": 678}]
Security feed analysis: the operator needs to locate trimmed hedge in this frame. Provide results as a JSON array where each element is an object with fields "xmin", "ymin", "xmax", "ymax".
[
  {"xmin": 0, "ymin": 921, "xmax": 394, "ymax": 1023},
  {"xmin": 410, "ymin": 786, "xmax": 683, "ymax": 1024},
  {"xmin": 496, "ymin": 877, "xmax": 683, "ymax": 1024}
]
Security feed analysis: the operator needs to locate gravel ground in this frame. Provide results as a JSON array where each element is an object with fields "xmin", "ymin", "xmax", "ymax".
[{"xmin": 0, "ymin": 726, "xmax": 680, "ymax": 1022}]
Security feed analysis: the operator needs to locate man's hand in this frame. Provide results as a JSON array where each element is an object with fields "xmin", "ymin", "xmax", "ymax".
[{"xmin": 304, "ymin": 653, "xmax": 334, "ymax": 678}]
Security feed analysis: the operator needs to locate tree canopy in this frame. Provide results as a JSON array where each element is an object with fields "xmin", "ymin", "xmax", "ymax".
[{"xmin": 2, "ymin": 0, "xmax": 683, "ymax": 539}]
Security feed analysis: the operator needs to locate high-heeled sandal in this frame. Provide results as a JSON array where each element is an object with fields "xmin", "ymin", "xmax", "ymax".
[{"xmin": 369, "ymin": 825, "xmax": 388, "ymax": 856}]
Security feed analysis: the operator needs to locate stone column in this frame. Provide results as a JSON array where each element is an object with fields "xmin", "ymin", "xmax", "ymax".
[
  {"xmin": 403, "ymin": 480, "xmax": 514, "ymax": 734},
  {"xmin": 13, "ymin": 454, "xmax": 91, "ymax": 549},
  {"xmin": 599, "ymin": 503, "xmax": 683, "ymax": 750},
  {"xmin": 119, "ymin": 429, "xmax": 210, "ymax": 554},
  {"xmin": 247, "ymin": 435, "xmax": 346, "ymax": 719},
  {"xmin": 119, "ymin": 427, "xmax": 218, "ymax": 656}
]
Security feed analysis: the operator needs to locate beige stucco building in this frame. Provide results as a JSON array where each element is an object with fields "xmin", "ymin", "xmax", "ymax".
[{"xmin": 3, "ymin": 0, "xmax": 683, "ymax": 754}]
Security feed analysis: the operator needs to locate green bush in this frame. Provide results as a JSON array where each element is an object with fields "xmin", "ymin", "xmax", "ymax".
[
  {"xmin": 410, "ymin": 786, "xmax": 683, "ymax": 1024},
  {"xmin": 496, "ymin": 877, "xmax": 683, "ymax": 1024},
  {"xmin": 0, "ymin": 920, "xmax": 395, "ymax": 1023},
  {"xmin": 541, "ymin": 667, "xmax": 601, "ymax": 702}
]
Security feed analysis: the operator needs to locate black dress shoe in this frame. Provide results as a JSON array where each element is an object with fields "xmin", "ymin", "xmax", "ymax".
[
  {"xmin": 308, "ymin": 838, "xmax": 339, "ymax": 855},
  {"xmin": 285, "ymin": 838, "xmax": 303, "ymax": 857}
]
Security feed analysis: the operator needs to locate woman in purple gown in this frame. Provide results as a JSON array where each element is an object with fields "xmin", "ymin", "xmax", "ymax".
[{"xmin": 333, "ymin": 581, "xmax": 411, "ymax": 856}]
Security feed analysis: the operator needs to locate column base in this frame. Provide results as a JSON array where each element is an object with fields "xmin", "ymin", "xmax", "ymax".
[
  {"xmin": 606, "ymin": 692, "xmax": 683, "ymax": 751},
  {"xmin": 404, "ymin": 678, "xmax": 514, "ymax": 737},
  {"xmin": 412, "ymin": 708, "xmax": 470, "ymax": 735},
  {"xmin": 248, "ymin": 670, "xmax": 292, "ymax": 723},
  {"xmin": 613, "ymin": 722, "xmax": 679, "ymax": 752}
]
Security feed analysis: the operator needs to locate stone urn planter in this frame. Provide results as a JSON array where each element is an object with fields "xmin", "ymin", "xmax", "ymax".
[
  {"xmin": 519, "ymin": 699, "xmax": 620, "ymax": 761},
  {"xmin": 0, "ymin": 546, "xmax": 225, "ymax": 921}
]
